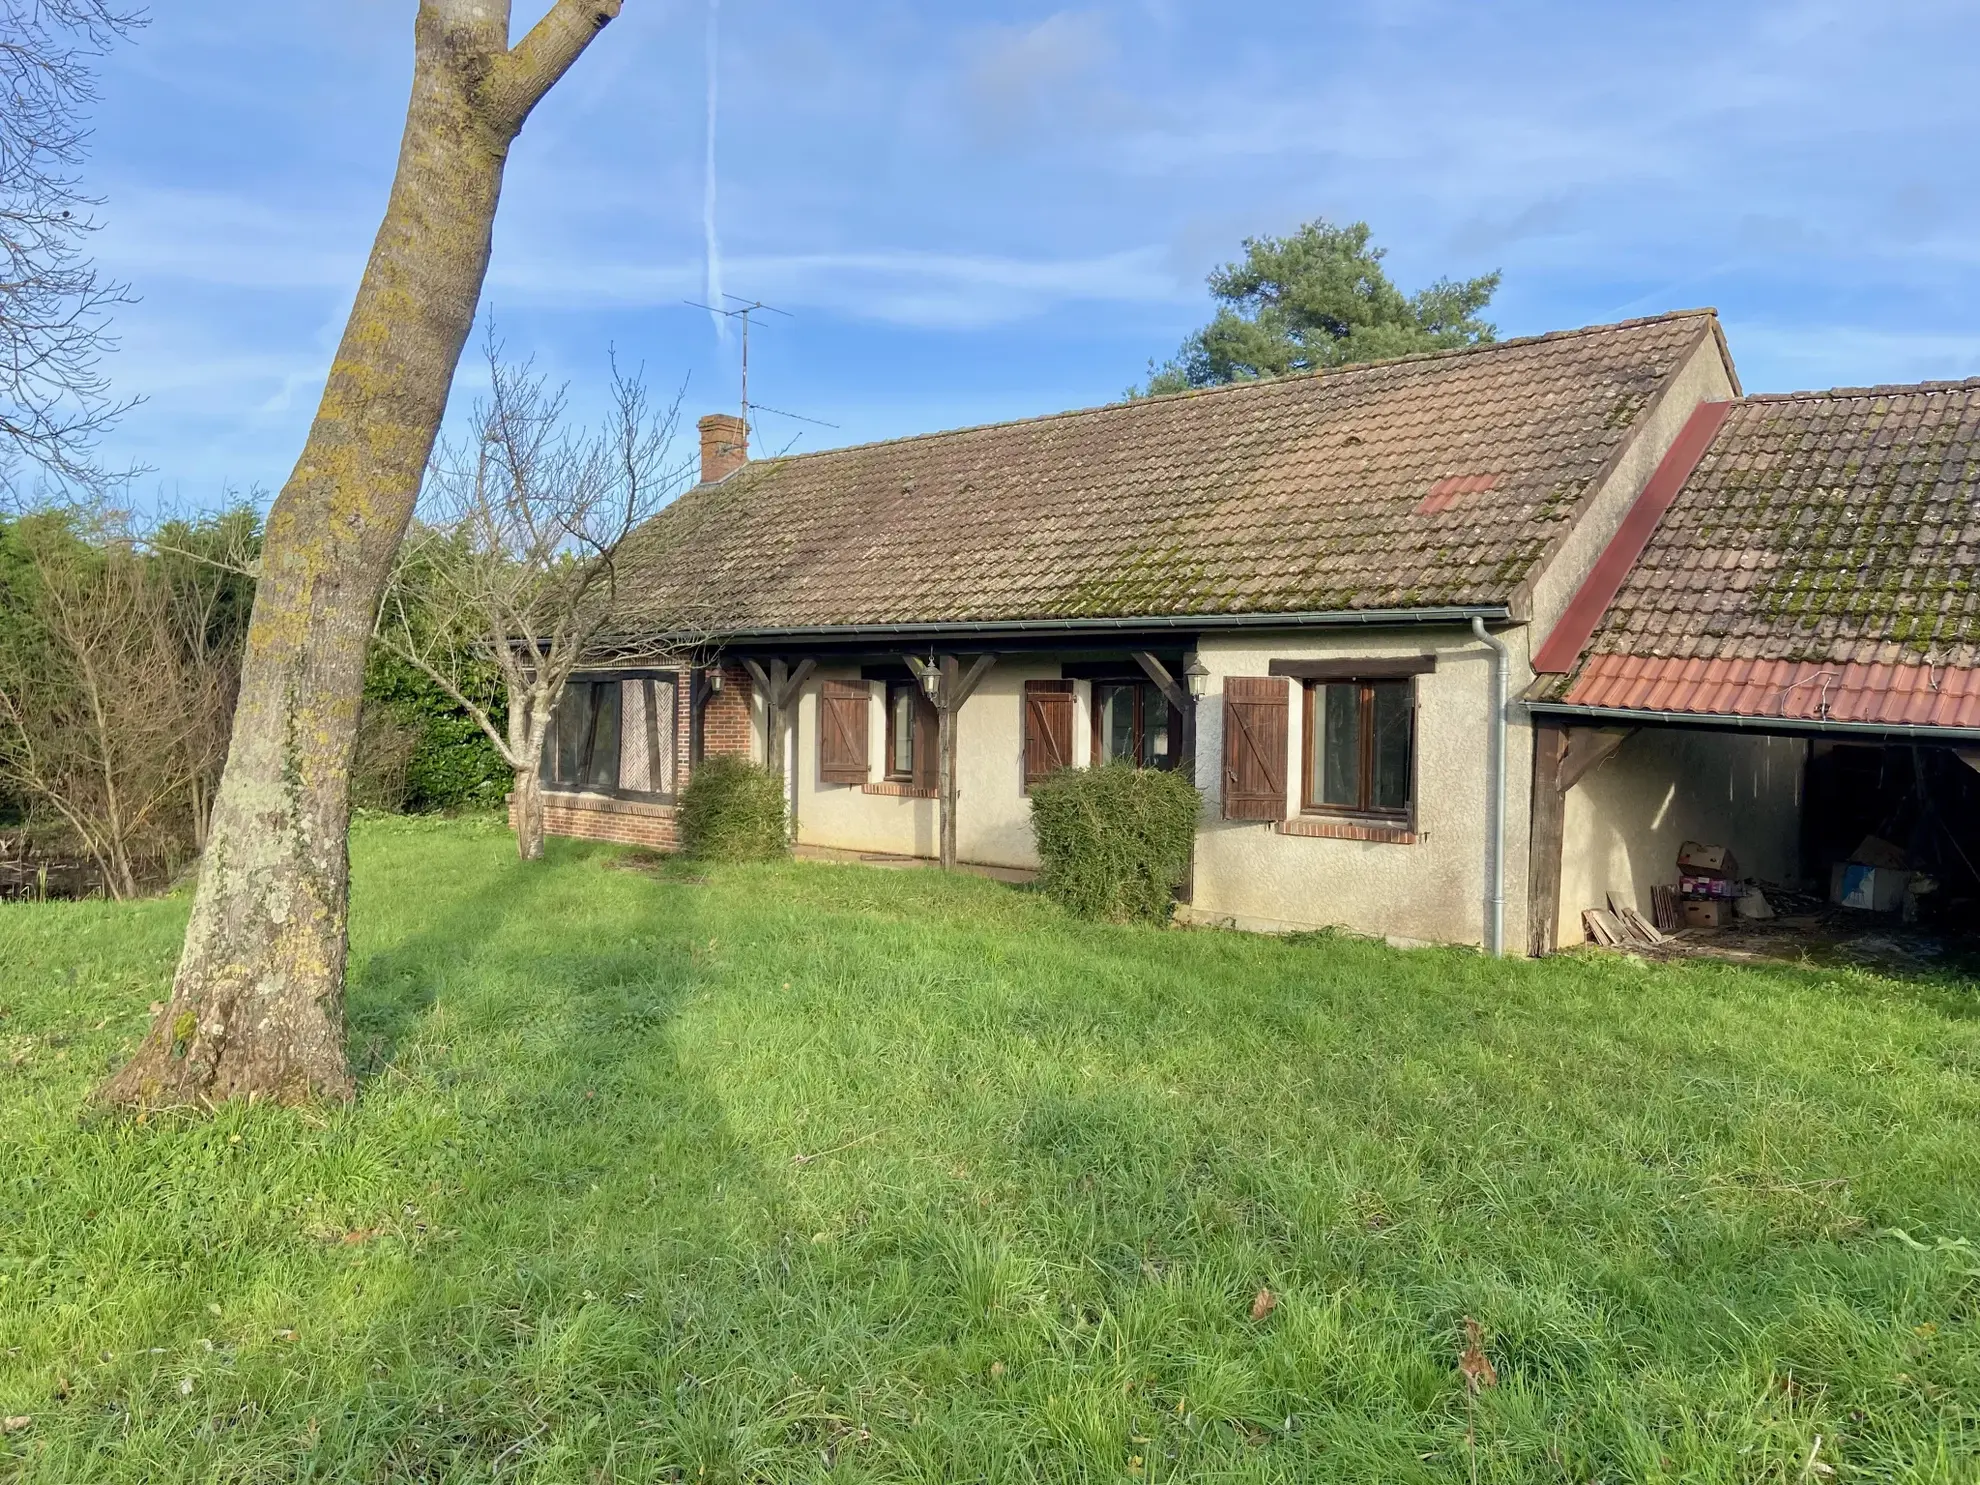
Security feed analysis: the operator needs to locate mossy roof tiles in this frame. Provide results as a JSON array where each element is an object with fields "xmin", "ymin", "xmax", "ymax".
[
  {"xmin": 616, "ymin": 311, "xmax": 1719, "ymax": 633},
  {"xmin": 1574, "ymin": 381, "xmax": 1980, "ymax": 674}
]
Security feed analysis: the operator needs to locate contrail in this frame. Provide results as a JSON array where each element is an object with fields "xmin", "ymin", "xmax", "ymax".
[{"xmin": 702, "ymin": 0, "xmax": 726, "ymax": 339}]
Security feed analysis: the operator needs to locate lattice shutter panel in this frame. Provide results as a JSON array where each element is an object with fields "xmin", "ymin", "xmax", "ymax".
[{"xmin": 618, "ymin": 678, "xmax": 677, "ymax": 796}]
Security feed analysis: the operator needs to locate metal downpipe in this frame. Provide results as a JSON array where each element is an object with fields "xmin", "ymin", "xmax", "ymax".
[{"xmin": 1471, "ymin": 617, "xmax": 1510, "ymax": 957}]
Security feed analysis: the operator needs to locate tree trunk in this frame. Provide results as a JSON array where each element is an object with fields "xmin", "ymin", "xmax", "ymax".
[
  {"xmin": 101, "ymin": 0, "xmax": 621, "ymax": 1109},
  {"xmin": 513, "ymin": 765, "xmax": 545, "ymax": 862}
]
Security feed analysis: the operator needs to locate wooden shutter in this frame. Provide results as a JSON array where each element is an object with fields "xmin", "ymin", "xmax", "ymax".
[
  {"xmin": 1023, "ymin": 680, "xmax": 1075, "ymax": 788},
  {"xmin": 911, "ymin": 691, "xmax": 940, "ymax": 791},
  {"xmin": 1222, "ymin": 675, "xmax": 1288, "ymax": 820},
  {"xmin": 818, "ymin": 679, "xmax": 870, "ymax": 785}
]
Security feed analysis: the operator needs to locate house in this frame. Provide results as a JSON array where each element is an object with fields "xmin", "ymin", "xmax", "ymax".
[
  {"xmin": 530, "ymin": 308, "xmax": 1756, "ymax": 953},
  {"xmin": 1527, "ymin": 379, "xmax": 1980, "ymax": 946}
]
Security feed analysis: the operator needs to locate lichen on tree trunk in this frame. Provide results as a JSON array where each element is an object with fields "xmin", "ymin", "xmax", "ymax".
[{"xmin": 100, "ymin": 0, "xmax": 623, "ymax": 1109}]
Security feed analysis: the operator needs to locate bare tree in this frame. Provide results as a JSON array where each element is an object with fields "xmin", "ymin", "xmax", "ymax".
[
  {"xmin": 0, "ymin": 1, "xmax": 144, "ymax": 499},
  {"xmin": 0, "ymin": 515, "xmax": 224, "ymax": 897},
  {"xmin": 377, "ymin": 338, "xmax": 695, "ymax": 861},
  {"xmin": 102, "ymin": 1, "xmax": 624, "ymax": 1109}
]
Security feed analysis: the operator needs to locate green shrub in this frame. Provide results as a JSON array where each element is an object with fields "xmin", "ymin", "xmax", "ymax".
[
  {"xmin": 362, "ymin": 647, "xmax": 509, "ymax": 812},
  {"xmin": 678, "ymin": 754, "xmax": 789, "ymax": 862},
  {"xmin": 1028, "ymin": 762, "xmax": 1201, "ymax": 924}
]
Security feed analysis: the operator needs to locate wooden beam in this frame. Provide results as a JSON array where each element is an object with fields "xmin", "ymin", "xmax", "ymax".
[
  {"xmin": 951, "ymin": 654, "xmax": 997, "ymax": 709},
  {"xmin": 1559, "ymin": 726, "xmax": 1634, "ymax": 791},
  {"xmin": 1131, "ymin": 651, "xmax": 1188, "ymax": 712},
  {"xmin": 1527, "ymin": 719, "xmax": 1567, "ymax": 957}
]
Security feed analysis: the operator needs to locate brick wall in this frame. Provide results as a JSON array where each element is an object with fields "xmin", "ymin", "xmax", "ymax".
[
  {"xmin": 514, "ymin": 789, "xmax": 682, "ymax": 850},
  {"xmin": 698, "ymin": 663, "xmax": 756, "ymax": 760},
  {"xmin": 520, "ymin": 663, "xmax": 758, "ymax": 852}
]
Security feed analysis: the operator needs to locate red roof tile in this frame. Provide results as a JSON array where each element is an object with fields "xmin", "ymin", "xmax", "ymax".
[{"xmin": 1545, "ymin": 380, "xmax": 1980, "ymax": 727}]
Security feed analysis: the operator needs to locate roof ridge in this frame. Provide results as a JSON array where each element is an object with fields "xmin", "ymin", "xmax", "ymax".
[
  {"xmin": 1735, "ymin": 377, "xmax": 1980, "ymax": 405},
  {"xmin": 728, "ymin": 307, "xmax": 1723, "ymax": 474}
]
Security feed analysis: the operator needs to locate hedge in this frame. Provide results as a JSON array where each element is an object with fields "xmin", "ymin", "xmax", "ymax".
[
  {"xmin": 678, "ymin": 755, "xmax": 789, "ymax": 862},
  {"xmin": 1028, "ymin": 763, "xmax": 1201, "ymax": 924}
]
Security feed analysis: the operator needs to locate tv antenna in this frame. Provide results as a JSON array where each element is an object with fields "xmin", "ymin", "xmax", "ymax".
[{"xmin": 684, "ymin": 293, "xmax": 793, "ymax": 429}]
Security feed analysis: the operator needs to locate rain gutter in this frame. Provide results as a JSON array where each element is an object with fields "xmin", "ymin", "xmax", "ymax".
[{"xmin": 1528, "ymin": 700, "xmax": 1980, "ymax": 744}]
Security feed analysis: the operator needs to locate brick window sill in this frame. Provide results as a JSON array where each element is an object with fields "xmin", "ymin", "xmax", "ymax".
[
  {"xmin": 862, "ymin": 781, "xmax": 939, "ymax": 799},
  {"xmin": 1275, "ymin": 815, "xmax": 1417, "ymax": 845},
  {"xmin": 536, "ymin": 789, "xmax": 677, "ymax": 818}
]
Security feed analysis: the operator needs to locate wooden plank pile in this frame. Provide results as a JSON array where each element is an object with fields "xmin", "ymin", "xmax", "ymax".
[{"xmin": 1583, "ymin": 892, "xmax": 1671, "ymax": 949}]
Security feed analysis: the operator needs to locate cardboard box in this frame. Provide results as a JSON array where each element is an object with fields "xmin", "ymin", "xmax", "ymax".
[
  {"xmin": 1682, "ymin": 899, "xmax": 1727, "ymax": 929},
  {"xmin": 1831, "ymin": 862, "xmax": 1911, "ymax": 912},
  {"xmin": 1677, "ymin": 841, "xmax": 1740, "ymax": 878},
  {"xmin": 1848, "ymin": 835, "xmax": 1910, "ymax": 870},
  {"xmin": 1681, "ymin": 875, "xmax": 1740, "ymax": 899}
]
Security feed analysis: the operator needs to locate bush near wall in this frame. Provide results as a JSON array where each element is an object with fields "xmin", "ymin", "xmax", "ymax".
[
  {"xmin": 1029, "ymin": 763, "xmax": 1201, "ymax": 924},
  {"xmin": 678, "ymin": 755, "xmax": 788, "ymax": 862},
  {"xmin": 362, "ymin": 648, "xmax": 510, "ymax": 812}
]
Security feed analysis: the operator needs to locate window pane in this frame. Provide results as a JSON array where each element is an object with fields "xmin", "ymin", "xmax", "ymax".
[
  {"xmin": 1098, "ymin": 684, "xmax": 1137, "ymax": 764},
  {"xmin": 1321, "ymin": 683, "xmax": 1360, "ymax": 806},
  {"xmin": 584, "ymin": 681, "xmax": 620, "ymax": 791},
  {"xmin": 1148, "ymin": 698, "xmax": 1171, "ymax": 767},
  {"xmin": 1370, "ymin": 681, "xmax": 1411, "ymax": 811},
  {"xmin": 552, "ymin": 684, "xmax": 589, "ymax": 786},
  {"xmin": 619, "ymin": 680, "xmax": 651, "ymax": 793},
  {"xmin": 616, "ymin": 678, "xmax": 677, "ymax": 796},
  {"xmin": 891, "ymin": 687, "xmax": 915, "ymax": 776},
  {"xmin": 652, "ymin": 679, "xmax": 677, "ymax": 795}
]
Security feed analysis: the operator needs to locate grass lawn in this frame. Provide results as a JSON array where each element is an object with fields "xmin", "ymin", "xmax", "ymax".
[{"xmin": 3, "ymin": 815, "xmax": 1979, "ymax": 1482}]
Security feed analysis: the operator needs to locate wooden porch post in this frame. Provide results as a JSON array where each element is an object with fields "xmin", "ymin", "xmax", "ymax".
[
  {"xmin": 906, "ymin": 653, "xmax": 997, "ymax": 870},
  {"xmin": 1528, "ymin": 719, "xmax": 1567, "ymax": 956}
]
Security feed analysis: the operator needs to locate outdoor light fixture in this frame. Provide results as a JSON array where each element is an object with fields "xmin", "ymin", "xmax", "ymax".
[
  {"xmin": 1183, "ymin": 655, "xmax": 1210, "ymax": 697},
  {"xmin": 705, "ymin": 668, "xmax": 724, "ymax": 693},
  {"xmin": 918, "ymin": 662, "xmax": 943, "ymax": 705}
]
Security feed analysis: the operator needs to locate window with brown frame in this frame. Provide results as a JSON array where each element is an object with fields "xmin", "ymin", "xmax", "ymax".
[
  {"xmin": 884, "ymin": 682, "xmax": 938, "ymax": 788},
  {"xmin": 1300, "ymin": 678, "xmax": 1413, "ymax": 819},
  {"xmin": 1090, "ymin": 680, "xmax": 1181, "ymax": 770}
]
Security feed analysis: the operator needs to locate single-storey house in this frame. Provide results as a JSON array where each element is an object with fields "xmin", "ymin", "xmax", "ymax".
[
  {"xmin": 518, "ymin": 295, "xmax": 1980, "ymax": 953},
  {"xmin": 532, "ymin": 308, "xmax": 1773, "ymax": 953}
]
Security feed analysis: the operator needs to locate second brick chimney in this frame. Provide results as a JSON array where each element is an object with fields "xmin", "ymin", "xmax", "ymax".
[{"xmin": 698, "ymin": 413, "xmax": 749, "ymax": 484}]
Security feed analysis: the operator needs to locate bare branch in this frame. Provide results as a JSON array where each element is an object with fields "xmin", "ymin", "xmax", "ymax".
[{"xmin": 481, "ymin": 0, "xmax": 622, "ymax": 137}]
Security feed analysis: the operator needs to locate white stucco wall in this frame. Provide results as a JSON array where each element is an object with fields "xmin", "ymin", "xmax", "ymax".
[
  {"xmin": 789, "ymin": 661, "xmax": 1062, "ymax": 869},
  {"xmin": 1186, "ymin": 626, "xmax": 1532, "ymax": 948},
  {"xmin": 1558, "ymin": 727, "xmax": 1806, "ymax": 940}
]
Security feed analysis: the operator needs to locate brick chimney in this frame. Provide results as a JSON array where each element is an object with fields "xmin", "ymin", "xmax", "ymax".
[{"xmin": 698, "ymin": 413, "xmax": 749, "ymax": 484}]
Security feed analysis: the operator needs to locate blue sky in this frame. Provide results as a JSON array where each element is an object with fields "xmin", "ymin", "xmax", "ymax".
[{"xmin": 85, "ymin": 0, "xmax": 1980, "ymax": 506}]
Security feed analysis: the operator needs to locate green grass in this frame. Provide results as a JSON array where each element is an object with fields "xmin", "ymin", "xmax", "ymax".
[{"xmin": 3, "ymin": 815, "xmax": 1980, "ymax": 1482}]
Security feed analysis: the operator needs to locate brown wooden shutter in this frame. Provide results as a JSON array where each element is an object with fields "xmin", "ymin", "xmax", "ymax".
[
  {"xmin": 911, "ymin": 691, "xmax": 940, "ymax": 792},
  {"xmin": 818, "ymin": 679, "xmax": 870, "ymax": 785},
  {"xmin": 1222, "ymin": 675, "xmax": 1288, "ymax": 820},
  {"xmin": 1023, "ymin": 680, "xmax": 1075, "ymax": 788}
]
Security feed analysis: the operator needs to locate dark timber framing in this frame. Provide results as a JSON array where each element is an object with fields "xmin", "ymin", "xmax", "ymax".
[{"xmin": 904, "ymin": 654, "xmax": 997, "ymax": 870}]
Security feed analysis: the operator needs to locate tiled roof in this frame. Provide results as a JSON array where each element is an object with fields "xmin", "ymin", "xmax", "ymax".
[
  {"xmin": 1551, "ymin": 381, "xmax": 1980, "ymax": 723},
  {"xmin": 617, "ymin": 311, "xmax": 1722, "ymax": 633}
]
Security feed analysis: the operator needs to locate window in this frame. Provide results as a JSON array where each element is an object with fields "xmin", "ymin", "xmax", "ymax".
[
  {"xmin": 545, "ymin": 675, "xmax": 677, "ymax": 797},
  {"xmin": 886, "ymin": 682, "xmax": 935, "ymax": 784},
  {"xmin": 1302, "ymin": 679, "xmax": 1412, "ymax": 818},
  {"xmin": 1091, "ymin": 681, "xmax": 1180, "ymax": 769}
]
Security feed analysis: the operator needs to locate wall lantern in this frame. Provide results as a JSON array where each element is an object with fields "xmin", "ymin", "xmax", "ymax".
[
  {"xmin": 917, "ymin": 660, "xmax": 944, "ymax": 705},
  {"xmin": 705, "ymin": 667, "xmax": 724, "ymax": 693},
  {"xmin": 1183, "ymin": 655, "xmax": 1211, "ymax": 698}
]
